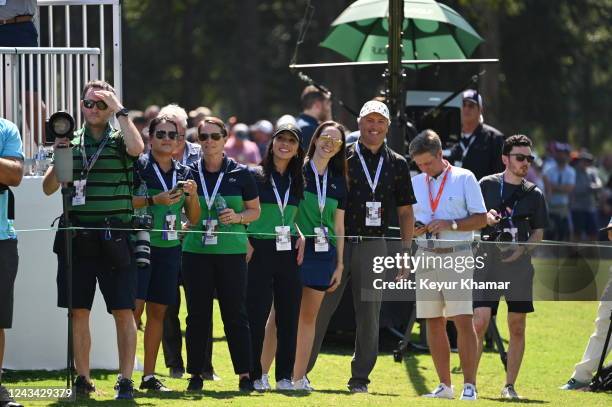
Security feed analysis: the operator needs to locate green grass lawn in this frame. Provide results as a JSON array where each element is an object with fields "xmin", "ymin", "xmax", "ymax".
[{"xmin": 4, "ymin": 300, "xmax": 611, "ymax": 406}]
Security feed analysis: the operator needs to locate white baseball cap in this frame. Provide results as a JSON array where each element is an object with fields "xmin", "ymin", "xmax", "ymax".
[{"xmin": 358, "ymin": 100, "xmax": 390, "ymax": 123}]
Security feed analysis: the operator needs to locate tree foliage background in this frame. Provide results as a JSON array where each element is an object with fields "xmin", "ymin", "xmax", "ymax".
[{"xmin": 122, "ymin": 0, "xmax": 612, "ymax": 153}]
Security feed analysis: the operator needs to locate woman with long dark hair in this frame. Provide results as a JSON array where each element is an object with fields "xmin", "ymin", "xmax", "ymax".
[
  {"xmin": 246, "ymin": 123, "xmax": 306, "ymax": 391},
  {"xmin": 293, "ymin": 121, "xmax": 347, "ymax": 390}
]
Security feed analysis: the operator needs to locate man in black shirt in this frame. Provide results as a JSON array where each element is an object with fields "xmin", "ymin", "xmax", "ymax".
[
  {"xmin": 306, "ymin": 101, "xmax": 416, "ymax": 393},
  {"xmin": 449, "ymin": 90, "xmax": 504, "ymax": 181},
  {"xmin": 473, "ymin": 135, "xmax": 548, "ymax": 400}
]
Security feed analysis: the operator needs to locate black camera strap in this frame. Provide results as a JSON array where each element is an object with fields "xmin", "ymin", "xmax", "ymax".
[
  {"xmin": 7, "ymin": 188, "xmax": 14, "ymax": 220},
  {"xmin": 497, "ymin": 176, "xmax": 536, "ymax": 213}
]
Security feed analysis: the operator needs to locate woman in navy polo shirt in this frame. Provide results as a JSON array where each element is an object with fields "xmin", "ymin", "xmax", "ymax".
[
  {"xmin": 246, "ymin": 123, "xmax": 306, "ymax": 391},
  {"xmin": 293, "ymin": 121, "xmax": 347, "ymax": 390},
  {"xmin": 132, "ymin": 116, "xmax": 201, "ymax": 391},
  {"xmin": 181, "ymin": 117, "xmax": 261, "ymax": 392}
]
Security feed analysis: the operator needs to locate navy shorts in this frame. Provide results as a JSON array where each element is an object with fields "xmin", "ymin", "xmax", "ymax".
[
  {"xmin": 137, "ymin": 245, "xmax": 181, "ymax": 305},
  {"xmin": 299, "ymin": 238, "xmax": 337, "ymax": 290},
  {"xmin": 57, "ymin": 251, "xmax": 137, "ymax": 314}
]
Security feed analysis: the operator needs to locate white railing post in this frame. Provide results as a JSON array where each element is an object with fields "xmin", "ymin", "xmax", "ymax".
[
  {"xmin": 112, "ymin": 0, "xmax": 122, "ymax": 99},
  {"xmin": 89, "ymin": 54, "xmax": 99, "ymax": 84},
  {"xmin": 4, "ymin": 54, "xmax": 18, "ymax": 124}
]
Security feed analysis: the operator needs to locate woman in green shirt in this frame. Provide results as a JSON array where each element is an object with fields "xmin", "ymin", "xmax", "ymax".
[
  {"xmin": 181, "ymin": 117, "xmax": 261, "ymax": 392},
  {"xmin": 246, "ymin": 123, "xmax": 306, "ymax": 391},
  {"xmin": 293, "ymin": 121, "xmax": 347, "ymax": 390}
]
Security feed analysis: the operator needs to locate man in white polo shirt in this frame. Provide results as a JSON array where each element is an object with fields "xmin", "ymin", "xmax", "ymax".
[{"xmin": 409, "ymin": 130, "xmax": 487, "ymax": 401}]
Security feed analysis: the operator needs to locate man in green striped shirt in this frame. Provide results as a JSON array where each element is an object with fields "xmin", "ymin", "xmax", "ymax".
[{"xmin": 43, "ymin": 80, "xmax": 144, "ymax": 400}]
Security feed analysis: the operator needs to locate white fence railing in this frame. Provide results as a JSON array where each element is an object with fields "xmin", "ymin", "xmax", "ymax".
[
  {"xmin": 37, "ymin": 0, "xmax": 123, "ymax": 98},
  {"xmin": 0, "ymin": 1, "xmax": 123, "ymax": 161},
  {"xmin": 0, "ymin": 47, "xmax": 100, "ymax": 160}
]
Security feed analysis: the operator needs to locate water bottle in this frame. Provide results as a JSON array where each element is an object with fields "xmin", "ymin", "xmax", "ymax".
[
  {"xmin": 213, "ymin": 195, "xmax": 228, "ymax": 229},
  {"xmin": 33, "ymin": 145, "xmax": 46, "ymax": 175}
]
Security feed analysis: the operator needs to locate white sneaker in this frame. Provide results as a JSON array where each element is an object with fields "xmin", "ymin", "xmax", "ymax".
[
  {"xmin": 460, "ymin": 383, "xmax": 478, "ymax": 400},
  {"xmin": 293, "ymin": 376, "xmax": 314, "ymax": 391},
  {"xmin": 423, "ymin": 383, "xmax": 454, "ymax": 399},
  {"xmin": 276, "ymin": 379, "xmax": 295, "ymax": 391},
  {"xmin": 253, "ymin": 379, "xmax": 266, "ymax": 392},
  {"xmin": 501, "ymin": 384, "xmax": 520, "ymax": 400},
  {"xmin": 261, "ymin": 374, "xmax": 272, "ymax": 391}
]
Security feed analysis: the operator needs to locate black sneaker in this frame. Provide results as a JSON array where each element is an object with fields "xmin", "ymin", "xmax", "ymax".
[
  {"xmin": 73, "ymin": 375, "xmax": 96, "ymax": 397},
  {"xmin": 239, "ymin": 376, "xmax": 254, "ymax": 392},
  {"xmin": 187, "ymin": 375, "xmax": 203, "ymax": 392},
  {"xmin": 0, "ymin": 384, "xmax": 24, "ymax": 407},
  {"xmin": 348, "ymin": 383, "xmax": 368, "ymax": 393},
  {"xmin": 114, "ymin": 377, "xmax": 134, "ymax": 400},
  {"xmin": 140, "ymin": 376, "xmax": 171, "ymax": 392}
]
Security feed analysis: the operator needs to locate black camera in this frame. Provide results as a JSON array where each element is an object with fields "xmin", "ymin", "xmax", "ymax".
[
  {"xmin": 484, "ymin": 221, "xmax": 514, "ymax": 244},
  {"xmin": 132, "ymin": 214, "xmax": 153, "ymax": 230},
  {"xmin": 45, "ymin": 111, "xmax": 75, "ymax": 144}
]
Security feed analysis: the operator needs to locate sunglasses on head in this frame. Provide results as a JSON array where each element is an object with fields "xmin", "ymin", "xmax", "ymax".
[
  {"xmin": 154, "ymin": 130, "xmax": 179, "ymax": 140},
  {"xmin": 82, "ymin": 99, "xmax": 108, "ymax": 110},
  {"xmin": 198, "ymin": 132, "xmax": 224, "ymax": 141},
  {"xmin": 319, "ymin": 134, "xmax": 343, "ymax": 146},
  {"xmin": 508, "ymin": 153, "xmax": 535, "ymax": 163}
]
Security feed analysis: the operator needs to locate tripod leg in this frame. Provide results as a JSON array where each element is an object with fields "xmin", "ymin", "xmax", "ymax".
[
  {"xmin": 595, "ymin": 309, "xmax": 612, "ymax": 377},
  {"xmin": 487, "ymin": 316, "xmax": 508, "ymax": 371}
]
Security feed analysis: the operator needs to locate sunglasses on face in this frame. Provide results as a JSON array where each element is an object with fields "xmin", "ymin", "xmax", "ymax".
[
  {"xmin": 198, "ymin": 132, "xmax": 224, "ymax": 141},
  {"xmin": 508, "ymin": 153, "xmax": 535, "ymax": 163},
  {"xmin": 82, "ymin": 99, "xmax": 108, "ymax": 110},
  {"xmin": 154, "ymin": 130, "xmax": 179, "ymax": 140},
  {"xmin": 319, "ymin": 134, "xmax": 343, "ymax": 147}
]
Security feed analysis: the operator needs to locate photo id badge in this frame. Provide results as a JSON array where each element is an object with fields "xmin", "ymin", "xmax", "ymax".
[
  {"xmin": 275, "ymin": 226, "xmax": 291, "ymax": 251},
  {"xmin": 72, "ymin": 179, "xmax": 87, "ymax": 206},
  {"xmin": 314, "ymin": 226, "xmax": 329, "ymax": 252},
  {"xmin": 454, "ymin": 161, "xmax": 463, "ymax": 168},
  {"xmin": 202, "ymin": 219, "xmax": 218, "ymax": 246},
  {"xmin": 164, "ymin": 213, "xmax": 178, "ymax": 241},
  {"xmin": 365, "ymin": 201, "xmax": 382, "ymax": 226}
]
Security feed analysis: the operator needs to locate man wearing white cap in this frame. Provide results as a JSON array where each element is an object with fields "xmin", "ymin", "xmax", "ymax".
[
  {"xmin": 307, "ymin": 100, "xmax": 416, "ymax": 393},
  {"xmin": 449, "ymin": 89, "xmax": 504, "ymax": 182}
]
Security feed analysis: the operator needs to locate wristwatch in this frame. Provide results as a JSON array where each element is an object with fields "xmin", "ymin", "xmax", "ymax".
[
  {"xmin": 147, "ymin": 196, "xmax": 155, "ymax": 206},
  {"xmin": 451, "ymin": 220, "xmax": 458, "ymax": 231},
  {"xmin": 116, "ymin": 107, "xmax": 129, "ymax": 118}
]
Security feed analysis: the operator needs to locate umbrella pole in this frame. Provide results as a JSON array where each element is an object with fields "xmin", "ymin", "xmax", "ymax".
[{"xmin": 386, "ymin": 0, "xmax": 408, "ymax": 154}]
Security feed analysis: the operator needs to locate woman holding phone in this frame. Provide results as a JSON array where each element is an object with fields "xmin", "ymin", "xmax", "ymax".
[
  {"xmin": 181, "ymin": 117, "xmax": 260, "ymax": 392},
  {"xmin": 132, "ymin": 116, "xmax": 200, "ymax": 391},
  {"xmin": 293, "ymin": 121, "xmax": 347, "ymax": 391},
  {"xmin": 245, "ymin": 123, "xmax": 306, "ymax": 391}
]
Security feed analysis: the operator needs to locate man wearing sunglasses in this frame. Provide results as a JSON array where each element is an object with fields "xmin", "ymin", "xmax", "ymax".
[
  {"xmin": 42, "ymin": 79, "xmax": 144, "ymax": 400},
  {"xmin": 474, "ymin": 135, "xmax": 549, "ymax": 400},
  {"xmin": 159, "ymin": 104, "xmax": 201, "ymax": 167}
]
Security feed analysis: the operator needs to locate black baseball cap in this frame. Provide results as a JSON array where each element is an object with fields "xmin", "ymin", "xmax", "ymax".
[{"xmin": 273, "ymin": 123, "xmax": 302, "ymax": 143}]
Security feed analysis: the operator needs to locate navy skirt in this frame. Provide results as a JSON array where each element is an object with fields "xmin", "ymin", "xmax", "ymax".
[{"xmin": 299, "ymin": 238, "xmax": 337, "ymax": 287}]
